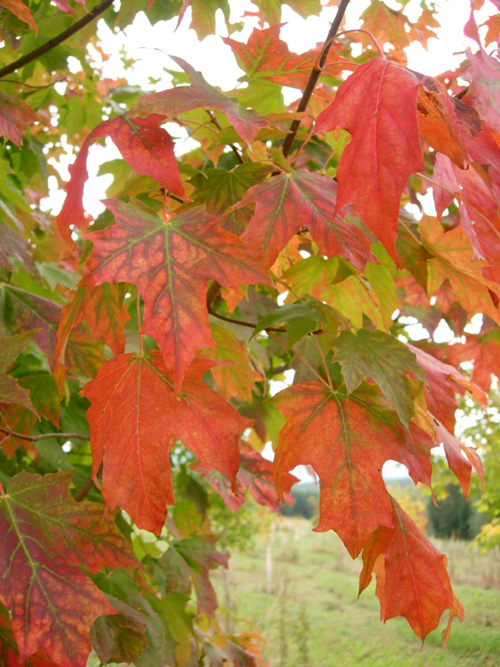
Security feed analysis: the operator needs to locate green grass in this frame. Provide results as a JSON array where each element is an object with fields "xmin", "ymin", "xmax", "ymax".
[{"xmin": 213, "ymin": 520, "xmax": 500, "ymax": 666}]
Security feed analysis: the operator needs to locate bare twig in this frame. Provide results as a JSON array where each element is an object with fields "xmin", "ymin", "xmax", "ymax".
[
  {"xmin": 208, "ymin": 308, "xmax": 286, "ymax": 332},
  {"xmin": 0, "ymin": 0, "xmax": 114, "ymax": 80},
  {"xmin": 281, "ymin": 0, "xmax": 351, "ymax": 158},
  {"xmin": 0, "ymin": 426, "xmax": 88, "ymax": 442}
]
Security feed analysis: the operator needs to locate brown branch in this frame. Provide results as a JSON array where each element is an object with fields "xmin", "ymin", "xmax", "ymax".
[
  {"xmin": 281, "ymin": 0, "xmax": 351, "ymax": 158},
  {"xmin": 0, "ymin": 426, "xmax": 89, "ymax": 442},
  {"xmin": 74, "ymin": 463, "xmax": 102, "ymax": 502},
  {"xmin": 0, "ymin": 0, "xmax": 114, "ymax": 80}
]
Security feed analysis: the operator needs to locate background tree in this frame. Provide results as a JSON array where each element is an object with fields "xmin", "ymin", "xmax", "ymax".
[{"xmin": 0, "ymin": 0, "xmax": 499, "ymax": 665}]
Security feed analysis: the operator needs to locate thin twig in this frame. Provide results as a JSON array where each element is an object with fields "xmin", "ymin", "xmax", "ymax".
[
  {"xmin": 208, "ymin": 308, "xmax": 287, "ymax": 332},
  {"xmin": 0, "ymin": 427, "xmax": 88, "ymax": 442},
  {"xmin": 282, "ymin": 0, "xmax": 351, "ymax": 158},
  {"xmin": 74, "ymin": 463, "xmax": 102, "ymax": 502},
  {"xmin": 206, "ymin": 110, "xmax": 244, "ymax": 164},
  {"xmin": 0, "ymin": 0, "xmax": 114, "ymax": 80},
  {"xmin": 0, "ymin": 78, "xmax": 65, "ymax": 89}
]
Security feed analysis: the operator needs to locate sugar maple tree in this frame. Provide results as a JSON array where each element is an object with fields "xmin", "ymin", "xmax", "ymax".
[{"xmin": 0, "ymin": 0, "xmax": 498, "ymax": 664}]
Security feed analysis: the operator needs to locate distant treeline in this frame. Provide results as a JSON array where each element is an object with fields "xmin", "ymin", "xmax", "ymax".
[{"xmin": 281, "ymin": 479, "xmax": 488, "ymax": 540}]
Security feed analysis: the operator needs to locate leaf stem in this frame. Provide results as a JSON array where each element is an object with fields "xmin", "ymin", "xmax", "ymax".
[
  {"xmin": 137, "ymin": 296, "xmax": 143, "ymax": 355},
  {"xmin": 309, "ymin": 332, "xmax": 333, "ymax": 391},
  {"xmin": 269, "ymin": 332, "xmax": 331, "ymax": 389},
  {"xmin": 281, "ymin": 0, "xmax": 351, "ymax": 158},
  {"xmin": 0, "ymin": 0, "xmax": 114, "ymax": 80},
  {"xmin": 0, "ymin": 427, "xmax": 89, "ymax": 442},
  {"xmin": 206, "ymin": 110, "xmax": 244, "ymax": 163}
]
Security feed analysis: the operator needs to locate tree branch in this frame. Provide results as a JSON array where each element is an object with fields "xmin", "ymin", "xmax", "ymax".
[
  {"xmin": 281, "ymin": 0, "xmax": 351, "ymax": 158},
  {"xmin": 0, "ymin": 427, "xmax": 89, "ymax": 442},
  {"xmin": 208, "ymin": 307, "xmax": 324, "ymax": 335},
  {"xmin": 0, "ymin": 0, "xmax": 114, "ymax": 80}
]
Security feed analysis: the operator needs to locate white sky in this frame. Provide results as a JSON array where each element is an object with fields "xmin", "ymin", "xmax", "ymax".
[{"xmin": 48, "ymin": 0, "xmax": 495, "ymax": 484}]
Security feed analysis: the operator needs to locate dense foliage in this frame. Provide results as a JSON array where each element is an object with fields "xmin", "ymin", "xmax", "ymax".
[{"xmin": 0, "ymin": 0, "xmax": 499, "ymax": 664}]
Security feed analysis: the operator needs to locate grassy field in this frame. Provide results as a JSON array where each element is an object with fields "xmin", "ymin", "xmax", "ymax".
[{"xmin": 213, "ymin": 519, "xmax": 500, "ymax": 666}]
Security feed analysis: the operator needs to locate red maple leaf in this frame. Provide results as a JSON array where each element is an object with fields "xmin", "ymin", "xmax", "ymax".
[
  {"xmin": 272, "ymin": 382, "xmax": 434, "ymax": 557},
  {"xmin": 359, "ymin": 497, "xmax": 460, "ymax": 642},
  {"xmin": 83, "ymin": 197, "xmax": 270, "ymax": 392},
  {"xmin": 0, "ymin": 471, "xmax": 139, "ymax": 666},
  {"xmin": 313, "ymin": 58, "xmax": 424, "ymax": 259},
  {"xmin": 83, "ymin": 352, "xmax": 252, "ymax": 535},
  {"xmin": 57, "ymin": 114, "xmax": 184, "ymax": 243}
]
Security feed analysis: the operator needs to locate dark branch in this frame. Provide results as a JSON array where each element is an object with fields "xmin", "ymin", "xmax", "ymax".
[
  {"xmin": 208, "ymin": 307, "xmax": 324, "ymax": 335},
  {"xmin": 281, "ymin": 0, "xmax": 351, "ymax": 158},
  {"xmin": 0, "ymin": 0, "xmax": 114, "ymax": 80},
  {"xmin": 0, "ymin": 427, "xmax": 89, "ymax": 442}
]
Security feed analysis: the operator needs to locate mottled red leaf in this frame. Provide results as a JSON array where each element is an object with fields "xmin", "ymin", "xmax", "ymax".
[
  {"xmin": 240, "ymin": 169, "xmax": 375, "ymax": 270},
  {"xmin": 465, "ymin": 47, "xmax": 500, "ymax": 133},
  {"xmin": 272, "ymin": 382, "xmax": 434, "ymax": 557},
  {"xmin": 223, "ymin": 24, "xmax": 349, "ymax": 89},
  {"xmin": 0, "ymin": 331, "xmax": 38, "ymax": 415},
  {"xmin": 83, "ymin": 197, "xmax": 270, "ymax": 392},
  {"xmin": 435, "ymin": 420, "xmax": 483, "ymax": 499},
  {"xmin": 448, "ymin": 333, "xmax": 500, "ymax": 392},
  {"xmin": 57, "ymin": 114, "xmax": 184, "ymax": 243},
  {"xmin": 0, "ymin": 603, "xmax": 54, "ymax": 666},
  {"xmin": 55, "ymin": 284, "xmax": 129, "ymax": 366},
  {"xmin": 0, "ymin": 91, "xmax": 36, "ymax": 147},
  {"xmin": 0, "ymin": 471, "xmax": 139, "ymax": 666},
  {"xmin": 410, "ymin": 343, "xmax": 486, "ymax": 432},
  {"xmin": 83, "ymin": 352, "xmax": 252, "ymax": 535},
  {"xmin": 130, "ymin": 56, "xmax": 279, "ymax": 145},
  {"xmin": 0, "ymin": 0, "xmax": 37, "ymax": 33},
  {"xmin": 359, "ymin": 498, "xmax": 459, "ymax": 642},
  {"xmin": 0, "ymin": 223, "xmax": 41, "ymax": 281},
  {"xmin": 420, "ymin": 216, "xmax": 500, "ymax": 329},
  {"xmin": 313, "ymin": 58, "xmax": 424, "ymax": 259},
  {"xmin": 1, "ymin": 284, "xmax": 104, "ymax": 378}
]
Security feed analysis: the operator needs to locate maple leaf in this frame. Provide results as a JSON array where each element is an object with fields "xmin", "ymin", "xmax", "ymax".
[
  {"xmin": 465, "ymin": 47, "xmax": 500, "ymax": 134},
  {"xmin": 313, "ymin": 58, "xmax": 424, "ymax": 259},
  {"xmin": 0, "ymin": 0, "xmax": 37, "ymax": 33},
  {"xmin": 160, "ymin": 533, "xmax": 228, "ymax": 617},
  {"xmin": 0, "ymin": 91, "xmax": 36, "ymax": 147},
  {"xmin": 83, "ymin": 352, "xmax": 252, "ymax": 535},
  {"xmin": 434, "ymin": 420, "xmax": 483, "ymax": 500},
  {"xmin": 54, "ymin": 284, "xmax": 130, "ymax": 367},
  {"xmin": 0, "ymin": 284, "xmax": 104, "ymax": 379},
  {"xmin": 432, "ymin": 152, "xmax": 500, "ymax": 284},
  {"xmin": 359, "ymin": 497, "xmax": 459, "ymax": 642},
  {"xmin": 130, "ymin": 56, "xmax": 279, "ymax": 145},
  {"xmin": 90, "ymin": 595, "xmax": 150, "ymax": 666},
  {"xmin": 83, "ymin": 197, "xmax": 270, "ymax": 392},
  {"xmin": 191, "ymin": 163, "xmax": 272, "ymax": 235},
  {"xmin": 240, "ymin": 169, "xmax": 375, "ymax": 270},
  {"xmin": 204, "ymin": 323, "xmax": 261, "ymax": 402},
  {"xmin": 420, "ymin": 216, "xmax": 500, "ymax": 328},
  {"xmin": 410, "ymin": 343, "xmax": 486, "ymax": 432},
  {"xmin": 0, "ymin": 223, "xmax": 41, "ymax": 281},
  {"xmin": 272, "ymin": 382, "xmax": 434, "ymax": 557},
  {"xmin": 0, "ymin": 470, "xmax": 139, "ymax": 666},
  {"xmin": 194, "ymin": 441, "xmax": 297, "ymax": 513},
  {"xmin": 0, "ymin": 331, "xmax": 38, "ymax": 415},
  {"xmin": 332, "ymin": 328, "xmax": 426, "ymax": 427},
  {"xmin": 57, "ymin": 114, "xmax": 184, "ymax": 243},
  {"xmin": 0, "ymin": 603, "xmax": 54, "ymax": 666},
  {"xmin": 223, "ymin": 24, "xmax": 348, "ymax": 90},
  {"xmin": 448, "ymin": 333, "xmax": 500, "ymax": 393}
]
